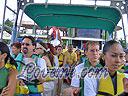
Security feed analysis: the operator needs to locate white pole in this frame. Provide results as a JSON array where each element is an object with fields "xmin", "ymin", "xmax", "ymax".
[{"xmin": 0, "ymin": 0, "xmax": 7, "ymax": 41}]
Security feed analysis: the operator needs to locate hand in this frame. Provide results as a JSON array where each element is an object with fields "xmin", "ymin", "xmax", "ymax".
[
  {"xmin": 1, "ymin": 86, "xmax": 12, "ymax": 96},
  {"xmin": 123, "ymin": 78, "xmax": 128, "ymax": 93},
  {"xmin": 63, "ymin": 87, "xmax": 80, "ymax": 96},
  {"xmin": 72, "ymin": 87, "xmax": 80, "ymax": 96},
  {"xmin": 18, "ymin": 79, "xmax": 25, "ymax": 86}
]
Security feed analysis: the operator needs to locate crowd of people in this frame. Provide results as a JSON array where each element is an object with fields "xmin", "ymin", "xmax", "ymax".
[{"xmin": 0, "ymin": 35, "xmax": 128, "ymax": 96}]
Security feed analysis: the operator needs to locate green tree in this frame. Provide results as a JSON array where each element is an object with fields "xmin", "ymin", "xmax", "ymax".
[
  {"xmin": 4, "ymin": 19, "xmax": 13, "ymax": 34},
  {"xmin": 102, "ymin": 31, "xmax": 109, "ymax": 40},
  {"xmin": 119, "ymin": 39, "xmax": 126, "ymax": 48}
]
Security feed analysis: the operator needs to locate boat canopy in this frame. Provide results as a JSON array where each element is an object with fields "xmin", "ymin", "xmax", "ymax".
[{"xmin": 23, "ymin": 3, "xmax": 122, "ymax": 34}]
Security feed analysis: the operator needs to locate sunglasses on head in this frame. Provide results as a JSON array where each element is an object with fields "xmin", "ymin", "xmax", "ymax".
[{"xmin": 21, "ymin": 43, "xmax": 32, "ymax": 46}]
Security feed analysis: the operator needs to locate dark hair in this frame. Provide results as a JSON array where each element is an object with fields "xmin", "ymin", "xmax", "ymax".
[
  {"xmin": 11, "ymin": 42, "xmax": 21, "ymax": 49},
  {"xmin": 75, "ymin": 50, "xmax": 81, "ymax": 57},
  {"xmin": 0, "ymin": 42, "xmax": 17, "ymax": 68},
  {"xmin": 56, "ymin": 45, "xmax": 62, "ymax": 50},
  {"xmin": 103, "ymin": 40, "xmax": 120, "ymax": 54},
  {"xmin": 22, "ymin": 36, "xmax": 36, "ymax": 46}
]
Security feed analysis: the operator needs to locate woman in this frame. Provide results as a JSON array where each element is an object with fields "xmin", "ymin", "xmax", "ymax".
[
  {"xmin": 84, "ymin": 40, "xmax": 128, "ymax": 96},
  {"xmin": 0, "ymin": 42, "xmax": 18, "ymax": 96},
  {"xmin": 36, "ymin": 42, "xmax": 52, "ymax": 67},
  {"xmin": 75, "ymin": 49, "xmax": 81, "ymax": 64},
  {"xmin": 11, "ymin": 42, "xmax": 22, "ymax": 72},
  {"xmin": 35, "ymin": 42, "xmax": 55, "ymax": 96},
  {"xmin": 63, "ymin": 40, "xmax": 128, "ymax": 96}
]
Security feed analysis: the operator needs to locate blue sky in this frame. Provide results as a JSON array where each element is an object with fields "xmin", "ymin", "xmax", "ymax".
[{"xmin": 0, "ymin": 0, "xmax": 127, "ymax": 42}]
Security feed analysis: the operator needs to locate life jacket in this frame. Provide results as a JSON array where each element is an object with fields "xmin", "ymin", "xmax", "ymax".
[
  {"xmin": 0, "ymin": 63, "xmax": 17, "ymax": 94},
  {"xmin": 11, "ymin": 52, "xmax": 23, "ymax": 72},
  {"xmin": 58, "ymin": 53, "xmax": 64, "ymax": 67},
  {"xmin": 97, "ymin": 71, "xmax": 125, "ymax": 96},
  {"xmin": 80, "ymin": 59, "xmax": 102, "ymax": 96},
  {"xmin": 80, "ymin": 55, "xmax": 87, "ymax": 64},
  {"xmin": 64, "ymin": 51, "xmax": 77, "ymax": 65},
  {"xmin": 16, "ymin": 54, "xmax": 44, "ymax": 95},
  {"xmin": 37, "ymin": 54, "xmax": 43, "ymax": 58}
]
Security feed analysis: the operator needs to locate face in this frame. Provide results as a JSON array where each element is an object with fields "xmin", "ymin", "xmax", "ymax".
[
  {"xmin": 0, "ymin": 52, "xmax": 7, "ymax": 63},
  {"xmin": 104, "ymin": 44, "xmax": 125, "ymax": 72},
  {"xmin": 11, "ymin": 46, "xmax": 21, "ymax": 55},
  {"xmin": 53, "ymin": 47, "xmax": 57, "ymax": 55},
  {"xmin": 86, "ymin": 43, "xmax": 100, "ymax": 63},
  {"xmin": 68, "ymin": 45, "xmax": 73, "ymax": 52},
  {"xmin": 57, "ymin": 47, "xmax": 62, "ymax": 54},
  {"xmin": 21, "ymin": 38, "xmax": 35, "ymax": 54},
  {"xmin": 35, "ymin": 47, "xmax": 44, "ymax": 55},
  {"xmin": 76, "ymin": 50, "xmax": 81, "ymax": 55}
]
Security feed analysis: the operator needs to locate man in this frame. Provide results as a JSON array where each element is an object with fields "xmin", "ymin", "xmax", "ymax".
[
  {"xmin": 17, "ymin": 36, "xmax": 47, "ymax": 96},
  {"xmin": 63, "ymin": 44, "xmax": 77, "ymax": 85},
  {"xmin": 63, "ymin": 44, "xmax": 77, "ymax": 67},
  {"xmin": 63, "ymin": 41, "xmax": 101, "ymax": 96}
]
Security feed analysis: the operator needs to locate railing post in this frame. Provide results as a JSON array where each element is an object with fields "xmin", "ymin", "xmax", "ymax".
[{"xmin": 0, "ymin": 0, "xmax": 7, "ymax": 42}]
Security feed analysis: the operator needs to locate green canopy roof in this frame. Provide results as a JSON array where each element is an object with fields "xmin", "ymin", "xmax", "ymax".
[{"xmin": 23, "ymin": 3, "xmax": 122, "ymax": 34}]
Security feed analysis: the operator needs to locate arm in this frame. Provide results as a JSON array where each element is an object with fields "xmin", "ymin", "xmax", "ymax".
[
  {"xmin": 63, "ymin": 53, "xmax": 67, "ymax": 67},
  {"xmin": 1, "ymin": 68, "xmax": 18, "ymax": 96},
  {"xmin": 43, "ymin": 56, "xmax": 52, "ymax": 67},
  {"xmin": 72, "ymin": 53, "xmax": 77, "ymax": 67},
  {"xmin": 63, "ymin": 87, "xmax": 80, "ymax": 96},
  {"xmin": 63, "ymin": 64, "xmax": 82, "ymax": 96}
]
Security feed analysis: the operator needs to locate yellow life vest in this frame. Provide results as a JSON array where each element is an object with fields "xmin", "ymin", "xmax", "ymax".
[
  {"xmin": 5, "ymin": 63, "xmax": 16, "ymax": 69},
  {"xmin": 64, "ymin": 51, "xmax": 77, "ymax": 65},
  {"xmin": 58, "ymin": 53, "xmax": 64, "ymax": 67},
  {"xmin": 4, "ymin": 63, "xmax": 29, "ymax": 95},
  {"xmin": 16, "ymin": 84, "xmax": 29, "ymax": 95},
  {"xmin": 97, "ymin": 72, "xmax": 125, "ymax": 96},
  {"xmin": 16, "ymin": 83, "xmax": 43, "ymax": 95}
]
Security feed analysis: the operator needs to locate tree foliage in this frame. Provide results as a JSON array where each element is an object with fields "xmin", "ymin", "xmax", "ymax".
[
  {"xmin": 4, "ymin": 19, "xmax": 13, "ymax": 34},
  {"xmin": 119, "ymin": 39, "xmax": 127, "ymax": 48}
]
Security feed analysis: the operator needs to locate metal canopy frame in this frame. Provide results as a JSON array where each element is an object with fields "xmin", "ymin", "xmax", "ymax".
[{"xmin": 1, "ymin": 0, "xmax": 127, "ymax": 47}]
